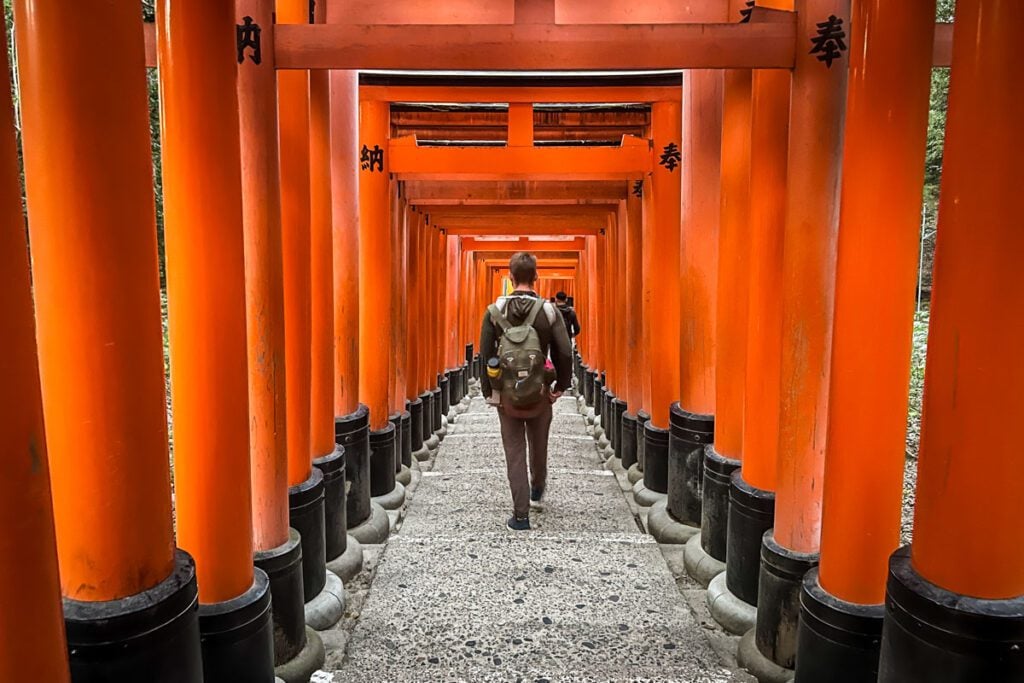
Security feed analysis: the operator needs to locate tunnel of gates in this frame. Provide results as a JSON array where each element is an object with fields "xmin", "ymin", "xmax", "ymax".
[{"xmin": 0, "ymin": 1, "xmax": 1020, "ymax": 682}]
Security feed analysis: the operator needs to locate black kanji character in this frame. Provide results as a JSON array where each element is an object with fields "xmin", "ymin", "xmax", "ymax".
[
  {"xmin": 809, "ymin": 15, "xmax": 847, "ymax": 68},
  {"xmin": 659, "ymin": 142, "xmax": 681, "ymax": 173},
  {"xmin": 739, "ymin": 0, "xmax": 755, "ymax": 23},
  {"xmin": 360, "ymin": 144, "xmax": 385, "ymax": 172},
  {"xmin": 236, "ymin": 16, "xmax": 262, "ymax": 65},
  {"xmin": 632, "ymin": 180, "xmax": 643, "ymax": 198}
]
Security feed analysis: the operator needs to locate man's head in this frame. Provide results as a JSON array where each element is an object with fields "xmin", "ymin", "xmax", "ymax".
[
  {"xmin": 509, "ymin": 251, "xmax": 538, "ymax": 287},
  {"xmin": 555, "ymin": 291, "xmax": 568, "ymax": 303}
]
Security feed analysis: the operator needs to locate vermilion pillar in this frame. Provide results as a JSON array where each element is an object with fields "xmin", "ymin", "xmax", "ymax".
[
  {"xmin": 639, "ymin": 99, "xmax": 682, "ymax": 507},
  {"xmin": 236, "ymin": 0, "xmax": 289, "ymax": 555},
  {"xmin": 620, "ymin": 181, "xmax": 644, "ymax": 476},
  {"xmin": 794, "ymin": 1, "xmax": 934, "ymax": 679},
  {"xmin": 748, "ymin": 0, "xmax": 849, "ymax": 674},
  {"xmin": 879, "ymin": 2, "xmax": 1024, "ymax": 679},
  {"xmin": 156, "ymin": 0, "xmax": 273, "ymax": 675},
  {"xmin": 0, "ymin": 11, "xmax": 69, "ymax": 679}
]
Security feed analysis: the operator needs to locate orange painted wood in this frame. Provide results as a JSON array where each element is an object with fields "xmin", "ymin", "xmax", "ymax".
[
  {"xmin": 647, "ymin": 100, "xmax": 682, "ymax": 428},
  {"xmin": 1, "ymin": 9, "xmax": 72, "ymax": 677},
  {"xmin": 237, "ymin": 0, "xmax": 290, "ymax": 551},
  {"xmin": 714, "ymin": 53, "xmax": 753, "ymax": 460},
  {"xmin": 389, "ymin": 138, "xmax": 650, "ymax": 180},
  {"xmin": 507, "ymin": 103, "xmax": 535, "ymax": 147},
  {"xmin": 310, "ymin": 44, "xmax": 335, "ymax": 457},
  {"xmin": 16, "ymin": 0, "xmax": 175, "ymax": 605},
  {"xmin": 741, "ymin": 68, "xmax": 790, "ymax": 494},
  {"xmin": 389, "ymin": 190, "xmax": 407, "ymax": 414},
  {"xmin": 461, "ymin": 237, "xmax": 586, "ymax": 252},
  {"xmin": 406, "ymin": 180, "xmax": 626, "ymax": 204},
  {"xmin": 773, "ymin": 0, "xmax": 850, "ymax": 555},
  {"xmin": 363, "ymin": 85, "xmax": 681, "ymax": 104},
  {"xmin": 679, "ymin": 70, "xmax": 722, "ymax": 415},
  {"xmin": 624, "ymin": 183, "xmax": 644, "ymax": 411},
  {"xmin": 330, "ymin": 71, "xmax": 361, "ymax": 416},
  {"xmin": 156, "ymin": 0, "xmax": 254, "ymax": 603},
  {"xmin": 640, "ymin": 177, "xmax": 653, "ymax": 412},
  {"xmin": 911, "ymin": 0, "xmax": 1024, "ymax": 600},
  {"xmin": 359, "ymin": 101, "xmax": 393, "ymax": 430}
]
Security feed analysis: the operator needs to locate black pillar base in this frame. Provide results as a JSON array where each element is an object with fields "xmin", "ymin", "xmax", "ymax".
[
  {"xmin": 668, "ymin": 403, "xmax": 714, "ymax": 527},
  {"xmin": 254, "ymin": 530, "xmax": 306, "ymax": 666},
  {"xmin": 594, "ymin": 376, "xmax": 604, "ymax": 417},
  {"xmin": 583, "ymin": 367, "xmax": 595, "ymax": 406},
  {"xmin": 439, "ymin": 373, "xmax": 451, "ymax": 415},
  {"xmin": 369, "ymin": 422, "xmax": 397, "ymax": 497},
  {"xmin": 795, "ymin": 567, "xmax": 883, "ymax": 683},
  {"xmin": 611, "ymin": 397, "xmax": 627, "ymax": 457},
  {"xmin": 419, "ymin": 391, "xmax": 434, "ymax": 444},
  {"xmin": 878, "ymin": 545, "xmax": 1024, "ymax": 682},
  {"xmin": 465, "ymin": 343, "xmax": 474, "ymax": 373},
  {"xmin": 642, "ymin": 420, "xmax": 669, "ymax": 494},
  {"xmin": 313, "ymin": 446, "xmax": 347, "ymax": 563},
  {"xmin": 637, "ymin": 410, "xmax": 651, "ymax": 470},
  {"xmin": 601, "ymin": 388, "xmax": 613, "ymax": 440},
  {"xmin": 389, "ymin": 413, "xmax": 403, "ymax": 475},
  {"xmin": 336, "ymin": 404, "xmax": 370, "ymax": 529},
  {"xmin": 400, "ymin": 407, "xmax": 412, "ymax": 468},
  {"xmin": 448, "ymin": 368, "xmax": 460, "ymax": 407},
  {"xmin": 620, "ymin": 412, "xmax": 639, "ymax": 469},
  {"xmin": 409, "ymin": 398, "xmax": 424, "ymax": 452},
  {"xmin": 198, "ymin": 569, "xmax": 275, "ymax": 682},
  {"xmin": 700, "ymin": 444, "xmax": 740, "ymax": 564},
  {"xmin": 431, "ymin": 387, "xmax": 443, "ymax": 433},
  {"xmin": 289, "ymin": 468, "xmax": 326, "ymax": 602},
  {"xmin": 725, "ymin": 470, "xmax": 775, "ymax": 604},
  {"xmin": 65, "ymin": 548, "xmax": 204, "ymax": 682},
  {"xmin": 755, "ymin": 532, "xmax": 819, "ymax": 669}
]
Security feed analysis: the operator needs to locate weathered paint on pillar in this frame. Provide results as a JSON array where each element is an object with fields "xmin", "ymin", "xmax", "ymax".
[
  {"xmin": 1, "ymin": 10, "xmax": 71, "ymax": 677},
  {"xmin": 818, "ymin": 0, "xmax": 935, "ymax": 605},
  {"xmin": 625, "ymin": 182, "xmax": 644, "ymax": 412},
  {"xmin": 330, "ymin": 70, "xmax": 360, "ymax": 416},
  {"xmin": 358, "ymin": 100, "xmax": 392, "ymax": 430},
  {"xmin": 615, "ymin": 201, "xmax": 629, "ymax": 403},
  {"xmin": 741, "ymin": 64, "xmax": 790, "ymax": 493},
  {"xmin": 236, "ymin": 0, "xmax": 290, "ymax": 551},
  {"xmin": 649, "ymin": 99, "xmax": 683, "ymax": 429},
  {"xmin": 911, "ymin": 0, "xmax": 1024, "ymax": 600},
  {"xmin": 278, "ymin": 0, "xmax": 313, "ymax": 484},
  {"xmin": 640, "ymin": 176, "xmax": 654, "ymax": 412},
  {"xmin": 156, "ymin": 0, "xmax": 255, "ymax": 602},
  {"xmin": 391, "ymin": 188, "xmax": 408, "ymax": 413},
  {"xmin": 715, "ymin": 8, "xmax": 753, "ymax": 457},
  {"xmin": 15, "ymin": 0, "xmax": 175, "ymax": 605},
  {"xmin": 309, "ymin": 0, "xmax": 335, "ymax": 459},
  {"xmin": 773, "ymin": 0, "xmax": 851, "ymax": 555}
]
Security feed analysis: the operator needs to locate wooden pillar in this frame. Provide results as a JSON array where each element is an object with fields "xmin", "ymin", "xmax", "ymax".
[
  {"xmin": 358, "ymin": 100, "xmax": 392, "ymax": 430},
  {"xmin": 157, "ymin": 0, "xmax": 255, "ymax": 604},
  {"xmin": 1, "ymin": 9, "xmax": 70, "ymax": 678},
  {"xmin": 309, "ymin": 4, "xmax": 335, "ymax": 461},
  {"xmin": 330, "ymin": 71, "xmax": 360, "ymax": 416},
  {"xmin": 640, "ymin": 176, "xmax": 654, "ymax": 414},
  {"xmin": 625, "ymin": 183, "xmax": 644, "ymax": 413}
]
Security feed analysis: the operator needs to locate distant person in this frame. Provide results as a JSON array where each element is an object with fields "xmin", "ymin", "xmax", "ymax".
[
  {"xmin": 554, "ymin": 291, "xmax": 581, "ymax": 339},
  {"xmin": 480, "ymin": 252, "xmax": 573, "ymax": 531}
]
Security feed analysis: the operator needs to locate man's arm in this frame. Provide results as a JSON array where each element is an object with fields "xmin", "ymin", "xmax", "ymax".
[
  {"xmin": 478, "ymin": 308, "xmax": 497, "ymax": 396},
  {"xmin": 568, "ymin": 308, "xmax": 581, "ymax": 338},
  {"xmin": 548, "ymin": 305, "xmax": 573, "ymax": 393}
]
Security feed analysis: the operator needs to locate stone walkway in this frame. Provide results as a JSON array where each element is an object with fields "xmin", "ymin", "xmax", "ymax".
[{"xmin": 326, "ymin": 394, "xmax": 751, "ymax": 682}]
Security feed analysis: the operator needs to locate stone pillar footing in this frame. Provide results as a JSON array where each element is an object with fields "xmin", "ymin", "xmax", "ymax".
[
  {"xmin": 64, "ymin": 548, "xmax": 204, "ymax": 681},
  {"xmin": 707, "ymin": 571, "xmax": 757, "ymax": 636},
  {"xmin": 738, "ymin": 629, "xmax": 794, "ymax": 683},
  {"xmin": 683, "ymin": 533, "xmax": 725, "ymax": 588},
  {"xmin": 303, "ymin": 569, "xmax": 345, "ymax": 631},
  {"xmin": 877, "ymin": 546, "xmax": 1024, "ymax": 682},
  {"xmin": 348, "ymin": 501, "xmax": 390, "ymax": 545},
  {"xmin": 632, "ymin": 479, "xmax": 667, "ymax": 509},
  {"xmin": 274, "ymin": 627, "xmax": 325, "ymax": 683},
  {"xmin": 326, "ymin": 535, "xmax": 364, "ymax": 583},
  {"xmin": 371, "ymin": 481, "xmax": 406, "ymax": 511},
  {"xmin": 396, "ymin": 464, "xmax": 412, "ymax": 487},
  {"xmin": 647, "ymin": 499, "xmax": 700, "ymax": 544},
  {"xmin": 627, "ymin": 462, "xmax": 644, "ymax": 485}
]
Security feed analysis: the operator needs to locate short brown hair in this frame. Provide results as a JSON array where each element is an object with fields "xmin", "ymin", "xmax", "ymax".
[{"xmin": 509, "ymin": 252, "xmax": 537, "ymax": 285}]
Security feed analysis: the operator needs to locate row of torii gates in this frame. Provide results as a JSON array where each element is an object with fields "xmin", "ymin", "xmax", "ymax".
[{"xmin": 1, "ymin": 0, "xmax": 1020, "ymax": 682}]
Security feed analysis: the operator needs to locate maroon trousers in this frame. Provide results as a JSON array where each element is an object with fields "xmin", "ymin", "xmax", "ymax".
[{"xmin": 497, "ymin": 400, "xmax": 554, "ymax": 518}]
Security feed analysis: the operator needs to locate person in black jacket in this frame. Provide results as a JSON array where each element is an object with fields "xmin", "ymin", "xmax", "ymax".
[
  {"xmin": 480, "ymin": 253, "xmax": 573, "ymax": 531},
  {"xmin": 554, "ymin": 291, "xmax": 580, "ymax": 338}
]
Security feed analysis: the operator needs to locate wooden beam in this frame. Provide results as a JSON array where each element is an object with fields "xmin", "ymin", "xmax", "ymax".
[
  {"xmin": 425, "ymin": 205, "xmax": 615, "ymax": 219},
  {"xmin": 462, "ymin": 237, "xmax": 586, "ymax": 251},
  {"xmin": 441, "ymin": 224, "xmax": 602, "ymax": 235},
  {"xmin": 367, "ymin": 85, "xmax": 678, "ymax": 103},
  {"xmin": 405, "ymin": 180, "xmax": 627, "ymax": 204},
  {"xmin": 141, "ymin": 22, "xmax": 952, "ymax": 69},
  {"xmin": 391, "ymin": 135, "xmax": 649, "ymax": 180}
]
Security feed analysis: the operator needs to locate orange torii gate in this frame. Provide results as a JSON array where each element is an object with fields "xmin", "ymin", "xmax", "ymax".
[{"xmin": 2, "ymin": 0, "xmax": 1019, "ymax": 682}]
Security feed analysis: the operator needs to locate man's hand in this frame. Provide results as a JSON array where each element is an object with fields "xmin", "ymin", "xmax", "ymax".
[{"xmin": 549, "ymin": 390, "xmax": 564, "ymax": 403}]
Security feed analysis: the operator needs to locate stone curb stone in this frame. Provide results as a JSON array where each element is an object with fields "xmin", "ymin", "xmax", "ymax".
[
  {"xmin": 275, "ymin": 626, "xmax": 325, "ymax": 683},
  {"xmin": 648, "ymin": 499, "xmax": 700, "ymax": 544},
  {"xmin": 683, "ymin": 532, "xmax": 726, "ymax": 588},
  {"xmin": 396, "ymin": 464, "xmax": 412, "ymax": 487},
  {"xmin": 348, "ymin": 502, "xmax": 390, "ymax": 545},
  {"xmin": 305, "ymin": 570, "xmax": 345, "ymax": 631},
  {"xmin": 632, "ymin": 479, "xmax": 668, "ymax": 508},
  {"xmin": 326, "ymin": 536, "xmax": 364, "ymax": 583},
  {"xmin": 737, "ymin": 628, "xmax": 795, "ymax": 683},
  {"xmin": 707, "ymin": 571, "xmax": 757, "ymax": 636},
  {"xmin": 627, "ymin": 462, "xmax": 644, "ymax": 485},
  {"xmin": 371, "ymin": 481, "xmax": 406, "ymax": 511}
]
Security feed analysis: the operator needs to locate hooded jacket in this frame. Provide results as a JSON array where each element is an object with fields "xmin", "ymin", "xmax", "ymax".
[
  {"xmin": 555, "ymin": 301, "xmax": 581, "ymax": 338},
  {"xmin": 479, "ymin": 290, "xmax": 573, "ymax": 398}
]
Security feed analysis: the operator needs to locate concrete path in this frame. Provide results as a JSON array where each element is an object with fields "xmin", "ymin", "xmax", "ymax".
[{"xmin": 328, "ymin": 395, "xmax": 748, "ymax": 682}]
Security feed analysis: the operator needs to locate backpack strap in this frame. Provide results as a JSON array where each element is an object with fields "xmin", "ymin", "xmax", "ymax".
[
  {"xmin": 524, "ymin": 298, "xmax": 544, "ymax": 327},
  {"xmin": 487, "ymin": 304, "xmax": 513, "ymax": 333}
]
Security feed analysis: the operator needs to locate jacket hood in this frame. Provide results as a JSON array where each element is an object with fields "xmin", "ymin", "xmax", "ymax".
[{"xmin": 497, "ymin": 293, "xmax": 546, "ymax": 323}]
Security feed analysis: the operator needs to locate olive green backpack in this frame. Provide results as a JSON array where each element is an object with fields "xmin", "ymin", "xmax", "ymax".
[{"xmin": 488, "ymin": 299, "xmax": 546, "ymax": 408}]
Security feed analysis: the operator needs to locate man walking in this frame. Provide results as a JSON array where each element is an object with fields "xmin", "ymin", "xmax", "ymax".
[
  {"xmin": 554, "ymin": 291, "xmax": 581, "ymax": 339},
  {"xmin": 479, "ymin": 252, "xmax": 573, "ymax": 531}
]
